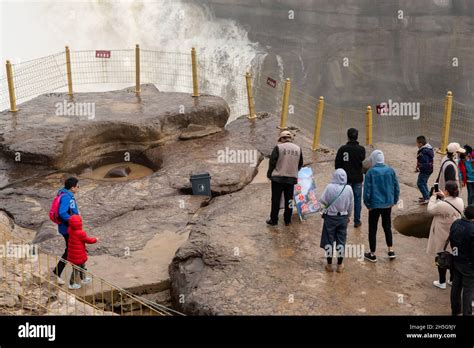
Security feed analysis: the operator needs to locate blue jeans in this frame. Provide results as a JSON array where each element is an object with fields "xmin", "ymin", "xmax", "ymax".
[
  {"xmin": 467, "ymin": 182, "xmax": 474, "ymax": 206},
  {"xmin": 349, "ymin": 183, "xmax": 362, "ymax": 224},
  {"xmin": 417, "ymin": 172, "xmax": 431, "ymax": 200}
]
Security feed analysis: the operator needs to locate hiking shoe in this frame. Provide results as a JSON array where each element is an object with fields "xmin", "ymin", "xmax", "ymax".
[
  {"xmin": 336, "ymin": 264, "xmax": 345, "ymax": 273},
  {"xmin": 354, "ymin": 222, "xmax": 362, "ymax": 228},
  {"xmin": 51, "ymin": 273, "xmax": 65, "ymax": 285},
  {"xmin": 364, "ymin": 252, "xmax": 377, "ymax": 263},
  {"xmin": 81, "ymin": 277, "xmax": 92, "ymax": 285},
  {"xmin": 325, "ymin": 264, "xmax": 334, "ymax": 272},
  {"xmin": 69, "ymin": 283, "xmax": 81, "ymax": 290},
  {"xmin": 266, "ymin": 219, "xmax": 277, "ymax": 226},
  {"xmin": 388, "ymin": 251, "xmax": 396, "ymax": 259},
  {"xmin": 433, "ymin": 280, "xmax": 446, "ymax": 289}
]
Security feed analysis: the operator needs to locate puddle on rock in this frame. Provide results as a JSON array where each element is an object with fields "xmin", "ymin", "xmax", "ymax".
[{"xmin": 80, "ymin": 162, "xmax": 153, "ymax": 181}]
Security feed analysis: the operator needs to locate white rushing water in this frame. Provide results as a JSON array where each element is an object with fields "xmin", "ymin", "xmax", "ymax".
[{"xmin": 0, "ymin": 0, "xmax": 265, "ymax": 119}]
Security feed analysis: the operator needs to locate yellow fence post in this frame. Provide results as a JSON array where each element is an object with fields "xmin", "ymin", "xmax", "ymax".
[
  {"xmin": 279, "ymin": 78, "xmax": 291, "ymax": 129},
  {"xmin": 135, "ymin": 44, "xmax": 141, "ymax": 94},
  {"xmin": 65, "ymin": 46, "xmax": 73, "ymax": 96},
  {"xmin": 245, "ymin": 72, "xmax": 256, "ymax": 120},
  {"xmin": 366, "ymin": 105, "xmax": 373, "ymax": 146},
  {"xmin": 5, "ymin": 60, "xmax": 17, "ymax": 112},
  {"xmin": 439, "ymin": 91, "xmax": 453, "ymax": 154},
  {"xmin": 191, "ymin": 47, "xmax": 199, "ymax": 97},
  {"xmin": 312, "ymin": 96, "xmax": 325, "ymax": 150}
]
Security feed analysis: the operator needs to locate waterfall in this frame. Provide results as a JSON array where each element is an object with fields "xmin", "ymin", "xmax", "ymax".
[{"xmin": 1, "ymin": 0, "xmax": 266, "ymax": 119}]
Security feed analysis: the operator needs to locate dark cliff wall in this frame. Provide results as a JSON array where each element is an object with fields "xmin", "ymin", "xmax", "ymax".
[{"xmin": 190, "ymin": 0, "xmax": 474, "ymax": 106}]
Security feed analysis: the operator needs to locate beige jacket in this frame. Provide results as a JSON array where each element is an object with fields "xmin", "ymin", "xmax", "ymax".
[
  {"xmin": 426, "ymin": 195, "xmax": 464, "ymax": 256},
  {"xmin": 271, "ymin": 142, "xmax": 301, "ymax": 179},
  {"xmin": 437, "ymin": 156, "xmax": 461, "ymax": 192}
]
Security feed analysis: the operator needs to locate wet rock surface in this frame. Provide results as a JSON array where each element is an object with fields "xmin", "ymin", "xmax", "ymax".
[
  {"xmin": 0, "ymin": 87, "xmax": 451, "ymax": 315},
  {"xmin": 0, "ymin": 112, "xmax": 315, "ymax": 256},
  {"xmin": 0, "ymin": 90, "xmax": 320, "ymax": 298},
  {"xmin": 0, "ymin": 84, "xmax": 229, "ymax": 171},
  {"xmin": 169, "ymin": 142, "xmax": 462, "ymax": 315}
]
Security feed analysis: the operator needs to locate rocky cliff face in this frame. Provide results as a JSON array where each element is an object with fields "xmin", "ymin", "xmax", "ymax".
[{"xmin": 195, "ymin": 0, "xmax": 474, "ymax": 106}]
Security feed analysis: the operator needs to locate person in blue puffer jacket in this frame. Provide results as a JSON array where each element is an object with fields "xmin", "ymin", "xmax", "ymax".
[
  {"xmin": 363, "ymin": 150, "xmax": 400, "ymax": 263},
  {"xmin": 52, "ymin": 177, "xmax": 80, "ymax": 284}
]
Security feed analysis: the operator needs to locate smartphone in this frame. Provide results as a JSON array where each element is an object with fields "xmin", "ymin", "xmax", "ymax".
[{"xmin": 434, "ymin": 183, "xmax": 439, "ymax": 192}]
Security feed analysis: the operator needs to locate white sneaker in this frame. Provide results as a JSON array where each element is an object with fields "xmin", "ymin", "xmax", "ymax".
[
  {"xmin": 68, "ymin": 283, "xmax": 81, "ymax": 290},
  {"xmin": 81, "ymin": 277, "xmax": 92, "ymax": 285},
  {"xmin": 433, "ymin": 280, "xmax": 446, "ymax": 289},
  {"xmin": 51, "ymin": 273, "xmax": 65, "ymax": 285},
  {"xmin": 447, "ymin": 280, "xmax": 452, "ymax": 286}
]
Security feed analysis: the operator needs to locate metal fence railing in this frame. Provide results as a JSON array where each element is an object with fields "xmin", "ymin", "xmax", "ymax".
[
  {"xmin": 1, "ymin": 46, "xmax": 474, "ymax": 152},
  {"xmin": 0, "ymin": 215, "xmax": 182, "ymax": 316}
]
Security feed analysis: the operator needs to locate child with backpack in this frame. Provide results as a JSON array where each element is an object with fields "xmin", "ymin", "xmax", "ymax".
[
  {"xmin": 66, "ymin": 215, "xmax": 98, "ymax": 290},
  {"xmin": 319, "ymin": 169, "xmax": 354, "ymax": 273}
]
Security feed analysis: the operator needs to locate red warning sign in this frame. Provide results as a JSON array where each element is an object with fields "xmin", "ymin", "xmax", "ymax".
[
  {"xmin": 95, "ymin": 50, "xmax": 111, "ymax": 58},
  {"xmin": 266, "ymin": 77, "xmax": 277, "ymax": 88}
]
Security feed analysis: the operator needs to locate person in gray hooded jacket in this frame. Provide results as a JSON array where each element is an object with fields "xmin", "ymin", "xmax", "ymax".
[{"xmin": 319, "ymin": 168, "xmax": 354, "ymax": 273}]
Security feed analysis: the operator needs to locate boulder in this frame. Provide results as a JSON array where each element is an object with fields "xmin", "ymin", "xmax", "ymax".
[
  {"xmin": 0, "ymin": 85, "xmax": 230, "ymax": 171},
  {"xmin": 104, "ymin": 166, "xmax": 131, "ymax": 178}
]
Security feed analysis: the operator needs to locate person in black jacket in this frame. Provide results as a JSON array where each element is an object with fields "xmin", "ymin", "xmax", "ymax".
[
  {"xmin": 449, "ymin": 204, "xmax": 474, "ymax": 316},
  {"xmin": 335, "ymin": 128, "xmax": 366, "ymax": 228},
  {"xmin": 415, "ymin": 135, "xmax": 434, "ymax": 205},
  {"xmin": 267, "ymin": 131, "xmax": 303, "ymax": 226}
]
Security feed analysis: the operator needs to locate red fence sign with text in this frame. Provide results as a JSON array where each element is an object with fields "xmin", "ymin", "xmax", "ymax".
[
  {"xmin": 95, "ymin": 50, "xmax": 111, "ymax": 58},
  {"xmin": 266, "ymin": 77, "xmax": 277, "ymax": 88}
]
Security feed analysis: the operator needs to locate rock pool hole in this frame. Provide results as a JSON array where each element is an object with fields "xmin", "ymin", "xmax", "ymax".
[
  {"xmin": 76, "ymin": 151, "xmax": 161, "ymax": 181},
  {"xmin": 393, "ymin": 213, "xmax": 434, "ymax": 239}
]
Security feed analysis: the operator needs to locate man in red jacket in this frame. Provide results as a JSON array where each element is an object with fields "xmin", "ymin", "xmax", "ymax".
[{"xmin": 67, "ymin": 215, "xmax": 98, "ymax": 290}]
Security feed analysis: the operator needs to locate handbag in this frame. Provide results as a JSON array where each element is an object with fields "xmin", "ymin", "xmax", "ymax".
[
  {"xmin": 434, "ymin": 199, "xmax": 463, "ymax": 270},
  {"xmin": 435, "ymin": 238, "xmax": 452, "ymax": 270}
]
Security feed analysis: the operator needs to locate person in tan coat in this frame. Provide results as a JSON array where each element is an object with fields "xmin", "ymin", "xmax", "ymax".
[{"xmin": 427, "ymin": 181, "xmax": 464, "ymax": 289}]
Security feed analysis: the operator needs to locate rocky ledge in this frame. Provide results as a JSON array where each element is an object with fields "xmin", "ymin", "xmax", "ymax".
[
  {"xmin": 169, "ymin": 142, "xmax": 456, "ymax": 315},
  {"xmin": 0, "ymin": 88, "xmax": 316, "ymax": 297},
  {"xmin": 0, "ymin": 84, "xmax": 229, "ymax": 171}
]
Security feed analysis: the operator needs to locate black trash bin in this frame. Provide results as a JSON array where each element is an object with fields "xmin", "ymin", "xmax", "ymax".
[{"xmin": 190, "ymin": 172, "xmax": 211, "ymax": 197}]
